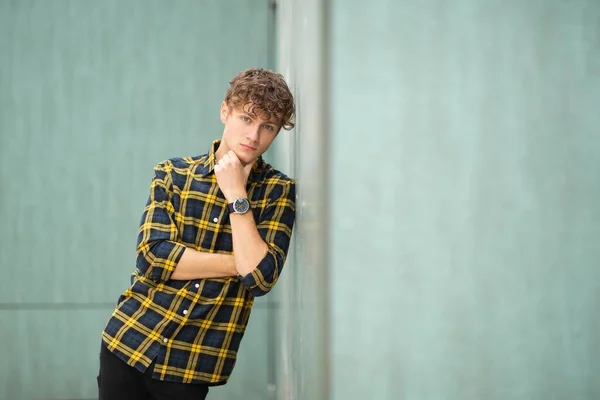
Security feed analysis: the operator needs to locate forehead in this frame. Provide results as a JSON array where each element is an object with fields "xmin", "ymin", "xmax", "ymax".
[{"xmin": 235, "ymin": 102, "xmax": 280, "ymax": 125}]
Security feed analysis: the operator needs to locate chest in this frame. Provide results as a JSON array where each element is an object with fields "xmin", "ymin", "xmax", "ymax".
[{"xmin": 170, "ymin": 175, "xmax": 269, "ymax": 251}]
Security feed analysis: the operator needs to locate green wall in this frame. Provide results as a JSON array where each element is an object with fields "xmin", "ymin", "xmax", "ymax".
[
  {"xmin": 328, "ymin": 1, "xmax": 600, "ymax": 399},
  {"xmin": 277, "ymin": 0, "xmax": 600, "ymax": 399},
  {"xmin": 0, "ymin": 1, "xmax": 276, "ymax": 398},
  {"xmin": 4, "ymin": 1, "xmax": 600, "ymax": 399},
  {"xmin": 275, "ymin": 1, "xmax": 330, "ymax": 400}
]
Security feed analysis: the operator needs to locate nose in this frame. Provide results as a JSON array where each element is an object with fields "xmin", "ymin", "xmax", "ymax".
[{"xmin": 246, "ymin": 126, "xmax": 260, "ymax": 143}]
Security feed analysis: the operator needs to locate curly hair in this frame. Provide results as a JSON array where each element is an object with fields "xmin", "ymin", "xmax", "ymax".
[{"xmin": 224, "ymin": 68, "xmax": 295, "ymax": 130}]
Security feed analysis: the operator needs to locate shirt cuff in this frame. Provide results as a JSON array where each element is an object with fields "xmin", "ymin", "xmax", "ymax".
[{"xmin": 238, "ymin": 247, "xmax": 278, "ymax": 296}]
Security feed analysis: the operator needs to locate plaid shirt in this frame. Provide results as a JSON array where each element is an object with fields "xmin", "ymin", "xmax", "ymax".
[{"xmin": 101, "ymin": 140, "xmax": 295, "ymax": 385}]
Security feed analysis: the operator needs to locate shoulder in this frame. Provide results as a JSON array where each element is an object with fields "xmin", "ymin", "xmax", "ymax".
[
  {"xmin": 156, "ymin": 155, "xmax": 206, "ymax": 170},
  {"xmin": 153, "ymin": 154, "xmax": 207, "ymax": 178},
  {"xmin": 262, "ymin": 164, "xmax": 296, "ymax": 199},
  {"xmin": 263, "ymin": 164, "xmax": 295, "ymax": 186}
]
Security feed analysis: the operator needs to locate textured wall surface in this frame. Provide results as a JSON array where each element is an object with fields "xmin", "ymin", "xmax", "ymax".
[
  {"xmin": 277, "ymin": 0, "xmax": 600, "ymax": 399},
  {"xmin": 328, "ymin": 1, "xmax": 600, "ymax": 399},
  {"xmin": 0, "ymin": 1, "xmax": 275, "ymax": 398},
  {"xmin": 276, "ymin": 0, "xmax": 330, "ymax": 399}
]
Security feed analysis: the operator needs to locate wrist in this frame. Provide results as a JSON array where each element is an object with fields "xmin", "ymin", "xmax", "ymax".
[{"xmin": 228, "ymin": 256, "xmax": 238, "ymax": 276}]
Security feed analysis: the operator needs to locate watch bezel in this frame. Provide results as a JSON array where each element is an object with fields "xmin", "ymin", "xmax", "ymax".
[{"xmin": 232, "ymin": 197, "xmax": 250, "ymax": 214}]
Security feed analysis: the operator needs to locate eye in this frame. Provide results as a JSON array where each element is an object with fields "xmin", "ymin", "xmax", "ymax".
[
  {"xmin": 263, "ymin": 124, "xmax": 274, "ymax": 131},
  {"xmin": 241, "ymin": 116, "xmax": 251, "ymax": 122}
]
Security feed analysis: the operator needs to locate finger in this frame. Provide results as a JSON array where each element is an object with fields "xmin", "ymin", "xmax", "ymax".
[
  {"xmin": 222, "ymin": 154, "xmax": 230, "ymax": 164},
  {"xmin": 228, "ymin": 150, "xmax": 239, "ymax": 164},
  {"xmin": 214, "ymin": 164, "xmax": 220, "ymax": 172}
]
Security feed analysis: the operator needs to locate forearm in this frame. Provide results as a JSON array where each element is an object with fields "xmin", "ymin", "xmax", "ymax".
[
  {"xmin": 229, "ymin": 212, "xmax": 269, "ymax": 277},
  {"xmin": 170, "ymin": 247, "xmax": 237, "ymax": 280},
  {"xmin": 214, "ymin": 153, "xmax": 293, "ymax": 292}
]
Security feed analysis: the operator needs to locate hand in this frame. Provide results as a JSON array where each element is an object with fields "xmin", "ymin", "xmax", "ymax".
[{"xmin": 214, "ymin": 150, "xmax": 255, "ymax": 201}]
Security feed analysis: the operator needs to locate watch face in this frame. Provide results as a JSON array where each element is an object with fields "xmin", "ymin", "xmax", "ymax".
[{"xmin": 233, "ymin": 198, "xmax": 250, "ymax": 213}]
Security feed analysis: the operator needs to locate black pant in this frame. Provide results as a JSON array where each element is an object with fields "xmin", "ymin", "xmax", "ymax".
[{"xmin": 98, "ymin": 343, "xmax": 209, "ymax": 400}]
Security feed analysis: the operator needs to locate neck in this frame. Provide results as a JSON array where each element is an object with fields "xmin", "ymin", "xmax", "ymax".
[{"xmin": 214, "ymin": 141, "xmax": 228, "ymax": 162}]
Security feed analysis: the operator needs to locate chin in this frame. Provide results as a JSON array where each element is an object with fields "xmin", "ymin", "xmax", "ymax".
[{"xmin": 240, "ymin": 156, "xmax": 256, "ymax": 166}]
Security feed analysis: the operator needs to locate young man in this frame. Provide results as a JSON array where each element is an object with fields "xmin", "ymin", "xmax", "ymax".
[{"xmin": 98, "ymin": 68, "xmax": 296, "ymax": 400}]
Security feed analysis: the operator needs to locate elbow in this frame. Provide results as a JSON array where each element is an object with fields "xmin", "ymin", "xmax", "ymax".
[
  {"xmin": 135, "ymin": 239, "xmax": 185, "ymax": 283},
  {"xmin": 248, "ymin": 287, "xmax": 269, "ymax": 297},
  {"xmin": 135, "ymin": 241, "xmax": 155, "ymax": 277},
  {"xmin": 135, "ymin": 247, "xmax": 163, "ymax": 283},
  {"xmin": 247, "ymin": 281, "xmax": 275, "ymax": 297},
  {"xmin": 246, "ymin": 276, "xmax": 278, "ymax": 297},
  {"xmin": 239, "ymin": 248, "xmax": 282, "ymax": 297}
]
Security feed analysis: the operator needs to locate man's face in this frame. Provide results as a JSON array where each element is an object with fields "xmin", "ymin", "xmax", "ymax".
[{"xmin": 219, "ymin": 101, "xmax": 280, "ymax": 165}]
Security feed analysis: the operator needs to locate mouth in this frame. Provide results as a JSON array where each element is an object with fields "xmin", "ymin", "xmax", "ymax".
[{"xmin": 240, "ymin": 144, "xmax": 257, "ymax": 151}]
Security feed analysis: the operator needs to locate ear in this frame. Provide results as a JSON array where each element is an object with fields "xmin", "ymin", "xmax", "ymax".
[{"xmin": 220, "ymin": 101, "xmax": 230, "ymax": 124}]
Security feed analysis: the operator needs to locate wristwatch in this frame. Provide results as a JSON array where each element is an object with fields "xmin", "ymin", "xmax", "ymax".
[{"xmin": 228, "ymin": 197, "xmax": 250, "ymax": 214}]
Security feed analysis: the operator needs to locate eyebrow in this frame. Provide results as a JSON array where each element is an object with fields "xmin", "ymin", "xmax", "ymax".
[{"xmin": 241, "ymin": 112, "xmax": 278, "ymax": 127}]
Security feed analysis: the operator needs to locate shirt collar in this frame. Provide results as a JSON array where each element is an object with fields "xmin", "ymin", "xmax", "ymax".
[{"xmin": 199, "ymin": 139, "xmax": 268, "ymax": 182}]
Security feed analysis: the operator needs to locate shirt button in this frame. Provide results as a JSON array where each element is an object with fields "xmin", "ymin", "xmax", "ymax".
[
  {"xmin": 163, "ymin": 338, "xmax": 168, "ymax": 343},
  {"xmin": 183, "ymin": 310, "xmax": 188, "ymax": 315},
  {"xmin": 195, "ymin": 283, "xmax": 200, "ymax": 289},
  {"xmin": 213, "ymin": 217, "xmax": 218, "ymax": 223}
]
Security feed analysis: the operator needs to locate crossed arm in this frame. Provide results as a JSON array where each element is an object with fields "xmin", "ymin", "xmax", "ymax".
[
  {"xmin": 170, "ymin": 249, "xmax": 237, "ymax": 280},
  {"xmin": 135, "ymin": 160, "xmax": 295, "ymax": 296},
  {"xmin": 170, "ymin": 208, "xmax": 272, "ymax": 280}
]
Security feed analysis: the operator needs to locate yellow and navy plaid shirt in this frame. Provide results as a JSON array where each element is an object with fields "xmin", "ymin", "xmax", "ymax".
[{"xmin": 102, "ymin": 140, "xmax": 295, "ymax": 385}]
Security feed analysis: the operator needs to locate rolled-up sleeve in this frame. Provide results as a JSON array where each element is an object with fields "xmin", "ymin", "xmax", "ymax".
[
  {"xmin": 135, "ymin": 161, "xmax": 186, "ymax": 283},
  {"xmin": 240, "ymin": 180, "xmax": 296, "ymax": 296}
]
